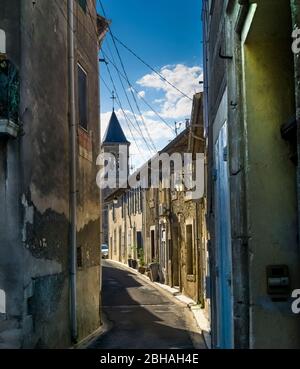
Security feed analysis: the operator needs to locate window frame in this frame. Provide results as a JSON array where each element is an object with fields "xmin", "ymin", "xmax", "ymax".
[
  {"xmin": 186, "ymin": 223, "xmax": 195, "ymax": 276},
  {"xmin": 77, "ymin": 63, "xmax": 89, "ymax": 131}
]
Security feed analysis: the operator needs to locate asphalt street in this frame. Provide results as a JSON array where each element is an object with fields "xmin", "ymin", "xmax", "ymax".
[{"xmin": 88, "ymin": 260, "xmax": 205, "ymax": 349}]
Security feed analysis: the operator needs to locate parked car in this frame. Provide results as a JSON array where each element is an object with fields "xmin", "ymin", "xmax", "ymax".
[{"xmin": 101, "ymin": 244, "xmax": 109, "ymax": 259}]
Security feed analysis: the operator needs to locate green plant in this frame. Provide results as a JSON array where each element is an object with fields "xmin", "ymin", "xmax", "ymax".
[
  {"xmin": 138, "ymin": 249, "xmax": 145, "ymax": 267},
  {"xmin": 130, "ymin": 245, "xmax": 137, "ymax": 259}
]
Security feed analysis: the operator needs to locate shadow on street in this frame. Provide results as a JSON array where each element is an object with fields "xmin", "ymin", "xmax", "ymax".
[{"xmin": 88, "ymin": 261, "xmax": 205, "ymax": 349}]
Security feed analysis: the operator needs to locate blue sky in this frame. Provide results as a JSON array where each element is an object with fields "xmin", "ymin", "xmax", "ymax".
[{"xmin": 97, "ymin": 0, "xmax": 203, "ymax": 170}]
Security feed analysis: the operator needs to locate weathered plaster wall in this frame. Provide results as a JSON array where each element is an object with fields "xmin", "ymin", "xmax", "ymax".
[
  {"xmin": 205, "ymin": 0, "xmax": 300, "ymax": 348},
  {"xmin": 243, "ymin": 0, "xmax": 300, "ymax": 348},
  {"xmin": 226, "ymin": 1, "xmax": 250, "ymax": 349},
  {"xmin": 1, "ymin": 0, "xmax": 102, "ymax": 348},
  {"xmin": 72, "ymin": 0, "xmax": 102, "ymax": 342},
  {"xmin": 19, "ymin": 0, "xmax": 71, "ymax": 348},
  {"xmin": 0, "ymin": 0, "xmax": 23, "ymax": 349}
]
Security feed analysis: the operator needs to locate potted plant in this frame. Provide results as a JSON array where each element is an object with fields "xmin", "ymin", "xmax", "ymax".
[
  {"xmin": 138, "ymin": 249, "xmax": 146, "ymax": 274},
  {"xmin": 131, "ymin": 259, "xmax": 137, "ymax": 269},
  {"xmin": 130, "ymin": 246, "xmax": 138, "ymax": 269},
  {"xmin": 138, "ymin": 260, "xmax": 146, "ymax": 274},
  {"xmin": 127, "ymin": 254, "xmax": 133, "ymax": 268}
]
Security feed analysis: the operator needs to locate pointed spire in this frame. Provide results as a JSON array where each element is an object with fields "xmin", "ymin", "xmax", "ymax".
[{"xmin": 102, "ymin": 110, "xmax": 130, "ymax": 145}]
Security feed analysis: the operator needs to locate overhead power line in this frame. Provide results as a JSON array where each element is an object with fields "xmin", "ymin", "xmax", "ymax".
[
  {"xmin": 105, "ymin": 57, "xmax": 155, "ymax": 154},
  {"xmin": 101, "ymin": 64, "xmax": 151, "ymax": 159},
  {"xmin": 113, "ymin": 36, "xmax": 193, "ymax": 102},
  {"xmin": 55, "ymin": 0, "xmax": 181, "ymax": 142},
  {"xmin": 100, "ymin": 75, "xmax": 147, "ymax": 162},
  {"xmin": 98, "ymin": 0, "xmax": 192, "ymax": 102},
  {"xmin": 73, "ymin": 1, "xmax": 153, "ymax": 155},
  {"xmin": 102, "ymin": 49, "xmax": 175, "ymax": 134},
  {"xmin": 97, "ymin": 4, "xmax": 157, "ymax": 152},
  {"xmin": 54, "ymin": 0, "xmax": 154, "ymax": 157}
]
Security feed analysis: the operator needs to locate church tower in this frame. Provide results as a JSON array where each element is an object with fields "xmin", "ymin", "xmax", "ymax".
[{"xmin": 101, "ymin": 108, "xmax": 130, "ymax": 245}]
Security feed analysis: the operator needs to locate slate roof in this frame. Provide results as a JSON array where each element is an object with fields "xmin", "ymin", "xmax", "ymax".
[{"xmin": 102, "ymin": 110, "xmax": 130, "ymax": 145}]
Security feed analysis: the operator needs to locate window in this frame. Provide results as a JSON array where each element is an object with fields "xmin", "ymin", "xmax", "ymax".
[
  {"xmin": 77, "ymin": 64, "xmax": 88, "ymax": 130},
  {"xmin": 113, "ymin": 230, "xmax": 117, "ymax": 254},
  {"xmin": 160, "ymin": 227, "xmax": 167, "ymax": 270},
  {"xmin": 134, "ymin": 189, "xmax": 137, "ymax": 214},
  {"xmin": 119, "ymin": 227, "xmax": 122, "ymax": 257},
  {"xmin": 137, "ymin": 231, "xmax": 143, "ymax": 253},
  {"xmin": 0, "ymin": 29, "xmax": 6, "ymax": 54},
  {"xmin": 77, "ymin": 0, "xmax": 87, "ymax": 12},
  {"xmin": 131, "ymin": 190, "xmax": 134, "ymax": 214},
  {"xmin": 128, "ymin": 229, "xmax": 132, "ymax": 248},
  {"xmin": 122, "ymin": 232, "xmax": 126, "ymax": 257},
  {"xmin": 121, "ymin": 195, "xmax": 124, "ymax": 218},
  {"xmin": 186, "ymin": 224, "xmax": 194, "ymax": 275},
  {"xmin": 112, "ymin": 203, "xmax": 116, "ymax": 222},
  {"xmin": 151, "ymin": 230, "xmax": 156, "ymax": 261},
  {"xmin": 140, "ymin": 188, "xmax": 143, "ymax": 213},
  {"xmin": 121, "ymin": 194, "xmax": 126, "ymax": 218}
]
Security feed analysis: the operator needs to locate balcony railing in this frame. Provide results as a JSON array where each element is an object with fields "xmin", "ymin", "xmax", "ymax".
[{"xmin": 0, "ymin": 59, "xmax": 19, "ymax": 137}]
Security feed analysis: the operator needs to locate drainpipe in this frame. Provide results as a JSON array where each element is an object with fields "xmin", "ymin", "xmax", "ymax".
[
  {"xmin": 68, "ymin": 0, "xmax": 77, "ymax": 343},
  {"xmin": 291, "ymin": 0, "xmax": 300, "ymax": 248},
  {"xmin": 195, "ymin": 201, "xmax": 203, "ymax": 306}
]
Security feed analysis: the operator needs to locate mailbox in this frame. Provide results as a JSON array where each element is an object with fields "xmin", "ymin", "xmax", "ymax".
[{"xmin": 267, "ymin": 265, "xmax": 290, "ymax": 301}]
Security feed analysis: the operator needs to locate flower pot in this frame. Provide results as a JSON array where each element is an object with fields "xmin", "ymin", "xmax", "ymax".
[
  {"xmin": 131, "ymin": 259, "xmax": 138, "ymax": 269},
  {"xmin": 138, "ymin": 266, "xmax": 146, "ymax": 274}
]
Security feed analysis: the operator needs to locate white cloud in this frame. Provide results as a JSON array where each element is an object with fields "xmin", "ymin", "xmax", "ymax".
[
  {"xmin": 137, "ymin": 64, "xmax": 203, "ymax": 120},
  {"xmin": 100, "ymin": 111, "xmax": 113, "ymax": 140},
  {"xmin": 137, "ymin": 90, "xmax": 146, "ymax": 99},
  {"xmin": 100, "ymin": 64, "xmax": 202, "ymax": 169}
]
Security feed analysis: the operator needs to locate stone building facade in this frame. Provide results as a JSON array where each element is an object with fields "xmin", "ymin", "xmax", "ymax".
[
  {"xmin": 203, "ymin": 0, "xmax": 300, "ymax": 348},
  {"xmin": 0, "ymin": 0, "xmax": 108, "ymax": 348},
  {"xmin": 105, "ymin": 94, "xmax": 209, "ymax": 330},
  {"xmin": 107, "ymin": 187, "xmax": 144, "ymax": 264}
]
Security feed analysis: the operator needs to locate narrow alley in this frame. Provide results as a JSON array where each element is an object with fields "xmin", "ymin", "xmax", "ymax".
[
  {"xmin": 2, "ymin": 0, "xmax": 300, "ymax": 354},
  {"xmin": 88, "ymin": 261, "xmax": 205, "ymax": 350}
]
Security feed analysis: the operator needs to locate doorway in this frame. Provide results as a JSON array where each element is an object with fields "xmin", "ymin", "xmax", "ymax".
[{"xmin": 150, "ymin": 229, "xmax": 156, "ymax": 262}]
